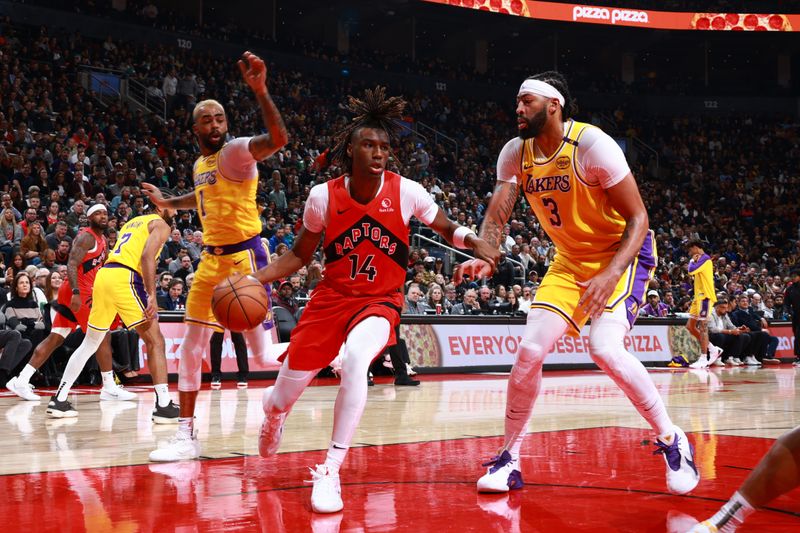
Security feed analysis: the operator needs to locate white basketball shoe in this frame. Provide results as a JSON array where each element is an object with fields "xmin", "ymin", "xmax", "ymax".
[{"xmin": 307, "ymin": 464, "xmax": 343, "ymax": 513}]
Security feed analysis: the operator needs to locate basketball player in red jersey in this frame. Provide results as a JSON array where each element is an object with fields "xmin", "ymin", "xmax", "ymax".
[
  {"xmin": 252, "ymin": 87, "xmax": 499, "ymax": 513},
  {"xmin": 6, "ymin": 204, "xmax": 138, "ymax": 404}
]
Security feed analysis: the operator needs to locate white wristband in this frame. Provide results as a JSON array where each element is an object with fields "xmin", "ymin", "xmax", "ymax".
[{"xmin": 453, "ymin": 226, "xmax": 476, "ymax": 249}]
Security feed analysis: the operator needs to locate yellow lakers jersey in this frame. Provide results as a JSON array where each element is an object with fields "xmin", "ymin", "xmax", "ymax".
[
  {"xmin": 521, "ymin": 120, "xmax": 627, "ymax": 268},
  {"xmin": 106, "ymin": 214, "xmax": 163, "ymax": 276},
  {"xmin": 193, "ymin": 144, "xmax": 261, "ymax": 246},
  {"xmin": 689, "ymin": 255, "xmax": 717, "ymax": 303}
]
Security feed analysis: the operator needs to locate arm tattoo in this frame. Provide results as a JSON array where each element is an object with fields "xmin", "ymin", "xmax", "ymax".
[
  {"xmin": 479, "ymin": 182, "xmax": 518, "ymax": 249},
  {"xmin": 67, "ymin": 232, "xmax": 95, "ymax": 289}
]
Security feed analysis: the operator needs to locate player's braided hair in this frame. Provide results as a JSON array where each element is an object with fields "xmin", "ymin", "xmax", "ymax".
[
  {"xmin": 528, "ymin": 71, "xmax": 578, "ymax": 121},
  {"xmin": 330, "ymin": 86, "xmax": 407, "ymax": 174}
]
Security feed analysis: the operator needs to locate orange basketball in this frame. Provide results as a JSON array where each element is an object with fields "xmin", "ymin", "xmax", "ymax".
[{"xmin": 212, "ymin": 273, "xmax": 270, "ymax": 332}]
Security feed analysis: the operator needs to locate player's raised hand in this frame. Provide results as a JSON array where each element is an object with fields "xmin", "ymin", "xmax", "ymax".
[
  {"xmin": 238, "ymin": 51, "xmax": 267, "ymax": 95},
  {"xmin": 454, "ymin": 259, "xmax": 494, "ymax": 285},
  {"xmin": 141, "ymin": 183, "xmax": 165, "ymax": 207}
]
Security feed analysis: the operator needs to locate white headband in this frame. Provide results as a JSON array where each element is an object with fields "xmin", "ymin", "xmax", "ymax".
[
  {"xmin": 87, "ymin": 204, "xmax": 107, "ymax": 217},
  {"xmin": 518, "ymin": 79, "xmax": 565, "ymax": 107}
]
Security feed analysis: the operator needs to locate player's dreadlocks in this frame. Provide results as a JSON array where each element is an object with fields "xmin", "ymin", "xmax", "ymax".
[
  {"xmin": 330, "ymin": 86, "xmax": 406, "ymax": 174},
  {"xmin": 528, "ymin": 71, "xmax": 578, "ymax": 121}
]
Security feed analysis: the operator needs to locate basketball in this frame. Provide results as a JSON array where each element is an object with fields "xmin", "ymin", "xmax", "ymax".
[{"xmin": 212, "ymin": 273, "xmax": 270, "ymax": 332}]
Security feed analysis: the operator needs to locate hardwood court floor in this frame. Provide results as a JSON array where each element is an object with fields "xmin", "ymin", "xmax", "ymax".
[{"xmin": 0, "ymin": 367, "xmax": 798, "ymax": 532}]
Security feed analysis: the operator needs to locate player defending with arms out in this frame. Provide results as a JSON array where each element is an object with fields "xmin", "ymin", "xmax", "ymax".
[
  {"xmin": 144, "ymin": 51, "xmax": 288, "ymax": 462},
  {"xmin": 254, "ymin": 87, "xmax": 500, "ymax": 513},
  {"xmin": 458, "ymin": 72, "xmax": 699, "ymax": 495},
  {"xmin": 7, "ymin": 204, "xmax": 134, "ymax": 403},
  {"xmin": 46, "ymin": 206, "xmax": 178, "ymax": 421},
  {"xmin": 685, "ymin": 240, "xmax": 721, "ymax": 368}
]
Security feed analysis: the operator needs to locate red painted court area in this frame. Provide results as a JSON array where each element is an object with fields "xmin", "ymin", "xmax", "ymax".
[{"xmin": 2, "ymin": 427, "xmax": 798, "ymax": 532}]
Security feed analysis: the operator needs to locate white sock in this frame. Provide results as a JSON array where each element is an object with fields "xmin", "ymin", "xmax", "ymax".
[
  {"xmin": 178, "ymin": 417, "xmax": 194, "ymax": 438},
  {"xmin": 55, "ymin": 329, "xmax": 106, "ymax": 402},
  {"xmin": 101, "ymin": 371, "xmax": 115, "ymax": 389},
  {"xmin": 708, "ymin": 491, "xmax": 755, "ymax": 532},
  {"xmin": 324, "ymin": 441, "xmax": 349, "ymax": 474},
  {"xmin": 154, "ymin": 383, "xmax": 171, "ymax": 408},
  {"xmin": 18, "ymin": 364, "xmax": 36, "ymax": 385}
]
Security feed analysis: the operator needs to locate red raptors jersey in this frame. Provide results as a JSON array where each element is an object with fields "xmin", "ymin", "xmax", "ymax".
[
  {"xmin": 65, "ymin": 228, "xmax": 107, "ymax": 294},
  {"xmin": 321, "ymin": 172, "xmax": 409, "ymax": 297}
]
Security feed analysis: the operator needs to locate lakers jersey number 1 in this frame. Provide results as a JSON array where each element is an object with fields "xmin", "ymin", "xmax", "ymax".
[{"xmin": 193, "ymin": 146, "xmax": 262, "ymax": 246}]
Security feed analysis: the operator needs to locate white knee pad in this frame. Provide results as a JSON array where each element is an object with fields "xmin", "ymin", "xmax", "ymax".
[
  {"xmin": 511, "ymin": 340, "xmax": 547, "ymax": 385},
  {"xmin": 178, "ymin": 326, "xmax": 211, "ymax": 391}
]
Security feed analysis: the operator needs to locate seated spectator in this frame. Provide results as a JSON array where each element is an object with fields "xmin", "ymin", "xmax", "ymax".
[
  {"xmin": 271, "ymin": 280, "xmax": 298, "ymax": 315},
  {"xmin": 157, "ymin": 279, "xmax": 186, "ymax": 311},
  {"xmin": 477, "ymin": 285, "xmax": 493, "ymax": 314},
  {"xmin": 54, "ymin": 240, "xmax": 71, "ymax": 265},
  {"xmin": 2, "ymin": 272, "xmax": 47, "ymax": 356},
  {"xmin": 641, "ymin": 290, "xmax": 670, "ymax": 317},
  {"xmin": 426, "ymin": 283, "xmax": 450, "ymax": 314},
  {"xmin": 45, "ymin": 221, "xmax": 71, "ymax": 250},
  {"xmin": 0, "ymin": 209, "xmax": 23, "ymax": 258},
  {"xmin": 19, "ymin": 207, "xmax": 39, "ymax": 235},
  {"xmin": 506, "ymin": 291, "xmax": 522, "ymax": 315},
  {"xmin": 404, "ymin": 283, "xmax": 428, "ymax": 315},
  {"xmin": 708, "ymin": 299, "xmax": 748, "ymax": 366},
  {"xmin": 157, "ymin": 272, "xmax": 173, "ymax": 298},
  {"xmin": 5, "ymin": 253, "xmax": 24, "ymax": 284},
  {"xmin": 730, "ymin": 294, "xmax": 779, "ymax": 365},
  {"xmin": 185, "ymin": 273, "xmax": 195, "ymax": 291},
  {"xmin": 171, "ymin": 254, "xmax": 194, "ymax": 281},
  {"xmin": 772, "ymin": 294, "xmax": 791, "ymax": 321},
  {"xmin": 186, "ymin": 230, "xmax": 203, "ymax": 261},
  {"xmin": 519, "ymin": 285, "xmax": 533, "ymax": 314},
  {"xmin": 444, "ymin": 284, "xmax": 458, "ymax": 309},
  {"xmin": 452, "ymin": 289, "xmax": 480, "ymax": 315},
  {"xmin": 19, "ymin": 222, "xmax": 48, "ymax": 266}
]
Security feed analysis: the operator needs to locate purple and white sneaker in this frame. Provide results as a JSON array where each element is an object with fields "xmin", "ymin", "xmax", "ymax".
[
  {"xmin": 654, "ymin": 426, "xmax": 700, "ymax": 495},
  {"xmin": 477, "ymin": 450, "xmax": 524, "ymax": 493}
]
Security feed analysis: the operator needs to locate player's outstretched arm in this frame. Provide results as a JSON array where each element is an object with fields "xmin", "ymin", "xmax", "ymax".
[
  {"xmin": 141, "ymin": 183, "xmax": 197, "ymax": 210},
  {"xmin": 238, "ymin": 51, "xmax": 289, "ymax": 161},
  {"xmin": 577, "ymin": 173, "xmax": 649, "ymax": 318},
  {"xmin": 142, "ymin": 219, "xmax": 171, "ymax": 320},
  {"xmin": 478, "ymin": 181, "xmax": 519, "ymax": 249},
  {"xmin": 252, "ymin": 226, "xmax": 322, "ymax": 285},
  {"xmin": 452, "ymin": 180, "xmax": 518, "ymax": 283},
  {"xmin": 66, "ymin": 231, "xmax": 97, "ymax": 312},
  {"xmin": 426, "ymin": 208, "xmax": 500, "ymax": 283}
]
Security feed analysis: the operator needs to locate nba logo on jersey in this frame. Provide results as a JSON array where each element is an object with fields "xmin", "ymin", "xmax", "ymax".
[{"xmin": 379, "ymin": 198, "xmax": 394, "ymax": 213}]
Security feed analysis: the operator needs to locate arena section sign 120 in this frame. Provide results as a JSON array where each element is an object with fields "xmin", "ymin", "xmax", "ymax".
[{"xmin": 425, "ymin": 1, "xmax": 800, "ymax": 32}]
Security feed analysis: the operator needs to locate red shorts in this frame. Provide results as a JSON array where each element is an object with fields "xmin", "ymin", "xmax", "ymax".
[
  {"xmin": 280, "ymin": 283, "xmax": 403, "ymax": 371},
  {"xmin": 52, "ymin": 280, "xmax": 120, "ymax": 333}
]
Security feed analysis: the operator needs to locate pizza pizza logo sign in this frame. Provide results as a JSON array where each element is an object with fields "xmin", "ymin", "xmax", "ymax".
[
  {"xmin": 692, "ymin": 13, "xmax": 792, "ymax": 31},
  {"xmin": 572, "ymin": 6, "xmax": 649, "ymax": 25}
]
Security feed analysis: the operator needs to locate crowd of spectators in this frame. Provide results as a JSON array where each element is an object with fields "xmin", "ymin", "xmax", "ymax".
[{"xmin": 0, "ymin": 10, "xmax": 798, "ymax": 382}]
